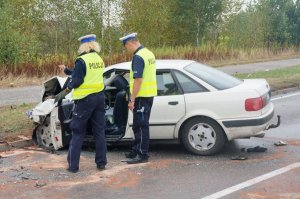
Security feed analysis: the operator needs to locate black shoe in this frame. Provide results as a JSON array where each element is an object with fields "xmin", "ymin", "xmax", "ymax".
[
  {"xmin": 125, "ymin": 151, "xmax": 137, "ymax": 159},
  {"xmin": 67, "ymin": 168, "xmax": 78, "ymax": 173},
  {"xmin": 246, "ymin": 146, "xmax": 267, "ymax": 153},
  {"xmin": 97, "ymin": 164, "xmax": 106, "ymax": 170},
  {"xmin": 126, "ymin": 155, "xmax": 148, "ymax": 164}
]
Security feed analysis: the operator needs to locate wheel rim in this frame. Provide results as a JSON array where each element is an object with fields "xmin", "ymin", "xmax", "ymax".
[
  {"xmin": 188, "ymin": 123, "xmax": 216, "ymax": 151},
  {"xmin": 36, "ymin": 116, "xmax": 53, "ymax": 149}
]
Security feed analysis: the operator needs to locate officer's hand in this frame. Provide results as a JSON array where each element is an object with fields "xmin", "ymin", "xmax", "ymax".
[
  {"xmin": 54, "ymin": 89, "xmax": 70, "ymax": 103},
  {"xmin": 128, "ymin": 101, "xmax": 134, "ymax": 111},
  {"xmin": 58, "ymin": 64, "xmax": 66, "ymax": 71}
]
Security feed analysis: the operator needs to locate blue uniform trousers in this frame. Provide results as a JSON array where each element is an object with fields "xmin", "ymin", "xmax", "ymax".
[
  {"xmin": 132, "ymin": 97, "xmax": 154, "ymax": 158},
  {"xmin": 67, "ymin": 91, "xmax": 106, "ymax": 171}
]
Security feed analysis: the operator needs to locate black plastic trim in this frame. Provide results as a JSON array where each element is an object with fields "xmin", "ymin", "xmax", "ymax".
[
  {"xmin": 222, "ymin": 110, "xmax": 274, "ymax": 128},
  {"xmin": 129, "ymin": 123, "xmax": 176, "ymax": 127}
]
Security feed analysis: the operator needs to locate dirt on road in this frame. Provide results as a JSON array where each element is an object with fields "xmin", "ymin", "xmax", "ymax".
[{"xmin": 0, "ymin": 137, "xmax": 300, "ymax": 199}]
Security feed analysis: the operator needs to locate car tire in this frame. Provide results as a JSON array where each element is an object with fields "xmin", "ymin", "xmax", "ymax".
[
  {"xmin": 181, "ymin": 117, "xmax": 226, "ymax": 155},
  {"xmin": 34, "ymin": 116, "xmax": 55, "ymax": 150}
]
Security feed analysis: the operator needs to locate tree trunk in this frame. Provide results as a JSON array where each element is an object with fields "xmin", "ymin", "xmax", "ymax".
[{"xmin": 196, "ymin": 16, "xmax": 200, "ymax": 46}]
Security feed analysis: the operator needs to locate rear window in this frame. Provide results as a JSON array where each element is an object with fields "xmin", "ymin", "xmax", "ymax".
[
  {"xmin": 184, "ymin": 63, "xmax": 242, "ymax": 90},
  {"xmin": 173, "ymin": 71, "xmax": 208, "ymax": 93}
]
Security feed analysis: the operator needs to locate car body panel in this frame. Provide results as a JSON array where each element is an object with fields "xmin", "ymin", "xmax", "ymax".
[
  {"xmin": 149, "ymin": 95, "xmax": 185, "ymax": 139},
  {"xmin": 50, "ymin": 107, "xmax": 63, "ymax": 149}
]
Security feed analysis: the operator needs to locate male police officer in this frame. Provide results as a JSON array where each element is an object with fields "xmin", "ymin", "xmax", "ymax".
[
  {"xmin": 55, "ymin": 34, "xmax": 107, "ymax": 172},
  {"xmin": 119, "ymin": 33, "xmax": 157, "ymax": 164}
]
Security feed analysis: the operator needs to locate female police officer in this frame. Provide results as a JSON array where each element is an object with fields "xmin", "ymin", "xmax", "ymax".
[
  {"xmin": 119, "ymin": 33, "xmax": 157, "ymax": 164},
  {"xmin": 55, "ymin": 34, "xmax": 107, "ymax": 172}
]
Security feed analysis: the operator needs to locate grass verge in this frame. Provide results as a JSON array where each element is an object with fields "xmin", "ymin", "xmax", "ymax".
[
  {"xmin": 0, "ymin": 103, "xmax": 35, "ymax": 142},
  {"xmin": 235, "ymin": 65, "xmax": 300, "ymax": 90}
]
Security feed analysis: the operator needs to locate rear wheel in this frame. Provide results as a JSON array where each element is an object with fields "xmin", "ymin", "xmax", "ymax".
[{"xmin": 181, "ymin": 117, "xmax": 226, "ymax": 155}]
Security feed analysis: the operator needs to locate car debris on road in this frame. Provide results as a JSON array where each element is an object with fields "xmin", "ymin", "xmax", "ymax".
[
  {"xmin": 246, "ymin": 146, "xmax": 268, "ymax": 152},
  {"xmin": 274, "ymin": 140, "xmax": 287, "ymax": 146},
  {"xmin": 241, "ymin": 146, "xmax": 268, "ymax": 153},
  {"xmin": 231, "ymin": 155, "xmax": 248, "ymax": 160},
  {"xmin": 35, "ymin": 181, "xmax": 47, "ymax": 188}
]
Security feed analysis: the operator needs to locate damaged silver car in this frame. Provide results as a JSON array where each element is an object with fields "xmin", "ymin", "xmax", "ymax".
[{"xmin": 27, "ymin": 60, "xmax": 280, "ymax": 155}]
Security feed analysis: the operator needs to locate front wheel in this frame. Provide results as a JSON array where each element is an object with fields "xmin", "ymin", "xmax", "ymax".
[
  {"xmin": 181, "ymin": 117, "xmax": 226, "ymax": 155},
  {"xmin": 32, "ymin": 116, "xmax": 55, "ymax": 150}
]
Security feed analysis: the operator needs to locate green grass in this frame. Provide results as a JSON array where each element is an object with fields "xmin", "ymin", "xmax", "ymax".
[
  {"xmin": 235, "ymin": 65, "xmax": 300, "ymax": 90},
  {"xmin": 0, "ymin": 103, "xmax": 35, "ymax": 141}
]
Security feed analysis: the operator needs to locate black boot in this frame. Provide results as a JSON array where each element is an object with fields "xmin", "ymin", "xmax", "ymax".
[
  {"xmin": 66, "ymin": 168, "xmax": 79, "ymax": 173},
  {"xmin": 125, "ymin": 150, "xmax": 137, "ymax": 159},
  {"xmin": 126, "ymin": 154, "xmax": 148, "ymax": 164},
  {"xmin": 97, "ymin": 164, "xmax": 106, "ymax": 170}
]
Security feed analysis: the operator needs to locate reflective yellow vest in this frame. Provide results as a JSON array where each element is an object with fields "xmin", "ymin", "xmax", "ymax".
[
  {"xmin": 130, "ymin": 48, "xmax": 157, "ymax": 97},
  {"xmin": 72, "ymin": 52, "xmax": 105, "ymax": 100}
]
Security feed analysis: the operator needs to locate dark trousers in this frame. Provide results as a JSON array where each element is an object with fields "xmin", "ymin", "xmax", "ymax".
[
  {"xmin": 132, "ymin": 97, "xmax": 154, "ymax": 158},
  {"xmin": 67, "ymin": 92, "xmax": 106, "ymax": 171}
]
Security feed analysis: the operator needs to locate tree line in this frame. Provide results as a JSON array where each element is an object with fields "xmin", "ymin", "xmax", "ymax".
[{"xmin": 0, "ymin": 0, "xmax": 300, "ymax": 67}]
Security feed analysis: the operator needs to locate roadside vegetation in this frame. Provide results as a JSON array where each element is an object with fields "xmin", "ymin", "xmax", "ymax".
[
  {"xmin": 0, "ymin": 103, "xmax": 34, "ymax": 142},
  {"xmin": 1, "ymin": 0, "xmax": 300, "ymax": 88},
  {"xmin": 235, "ymin": 65, "xmax": 300, "ymax": 91},
  {"xmin": 1, "ymin": 47, "xmax": 299, "ymax": 88}
]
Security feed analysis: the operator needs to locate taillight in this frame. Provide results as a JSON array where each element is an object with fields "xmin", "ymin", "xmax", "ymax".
[{"xmin": 245, "ymin": 97, "xmax": 263, "ymax": 111}]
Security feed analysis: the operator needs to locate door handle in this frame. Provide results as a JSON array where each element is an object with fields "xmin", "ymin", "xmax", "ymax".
[{"xmin": 168, "ymin": 101, "xmax": 178, "ymax": 105}]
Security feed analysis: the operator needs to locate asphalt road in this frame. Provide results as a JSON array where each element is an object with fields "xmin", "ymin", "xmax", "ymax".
[
  {"xmin": 219, "ymin": 57, "xmax": 300, "ymax": 74},
  {"xmin": 0, "ymin": 86, "xmax": 41, "ymax": 106},
  {"xmin": 0, "ymin": 91, "xmax": 299, "ymax": 199},
  {"xmin": 1, "ymin": 58, "xmax": 300, "ymax": 106}
]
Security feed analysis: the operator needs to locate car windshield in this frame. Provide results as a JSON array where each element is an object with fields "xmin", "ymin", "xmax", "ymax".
[{"xmin": 184, "ymin": 62, "xmax": 242, "ymax": 90}]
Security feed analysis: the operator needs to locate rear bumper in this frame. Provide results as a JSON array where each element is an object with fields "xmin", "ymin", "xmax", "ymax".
[
  {"xmin": 220, "ymin": 108, "xmax": 275, "ymax": 140},
  {"xmin": 222, "ymin": 110, "xmax": 274, "ymax": 128}
]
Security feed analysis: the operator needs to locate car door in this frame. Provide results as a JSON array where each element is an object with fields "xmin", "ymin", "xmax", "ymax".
[{"xmin": 149, "ymin": 70, "xmax": 186, "ymax": 139}]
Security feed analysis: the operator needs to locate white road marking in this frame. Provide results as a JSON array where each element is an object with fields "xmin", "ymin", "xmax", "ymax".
[
  {"xmin": 201, "ymin": 162, "xmax": 300, "ymax": 199},
  {"xmin": 271, "ymin": 92, "xmax": 300, "ymax": 101}
]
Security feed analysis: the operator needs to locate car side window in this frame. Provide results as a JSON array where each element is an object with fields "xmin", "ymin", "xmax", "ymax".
[
  {"xmin": 173, "ymin": 71, "xmax": 208, "ymax": 93},
  {"xmin": 156, "ymin": 71, "xmax": 180, "ymax": 96}
]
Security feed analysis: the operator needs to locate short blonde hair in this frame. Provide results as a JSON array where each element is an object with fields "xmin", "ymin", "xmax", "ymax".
[{"xmin": 78, "ymin": 41, "xmax": 101, "ymax": 54}]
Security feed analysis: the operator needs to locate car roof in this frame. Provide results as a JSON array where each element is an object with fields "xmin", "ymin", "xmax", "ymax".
[{"xmin": 106, "ymin": 59, "xmax": 196, "ymax": 70}]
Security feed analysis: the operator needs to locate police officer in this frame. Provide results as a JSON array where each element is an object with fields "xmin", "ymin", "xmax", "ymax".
[
  {"xmin": 119, "ymin": 33, "xmax": 157, "ymax": 164},
  {"xmin": 55, "ymin": 34, "xmax": 107, "ymax": 172}
]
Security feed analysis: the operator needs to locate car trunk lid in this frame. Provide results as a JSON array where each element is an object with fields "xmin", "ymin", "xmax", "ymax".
[{"xmin": 237, "ymin": 79, "xmax": 270, "ymax": 96}]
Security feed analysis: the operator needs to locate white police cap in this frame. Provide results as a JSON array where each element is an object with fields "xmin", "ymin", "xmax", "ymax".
[
  {"xmin": 119, "ymin": 33, "xmax": 137, "ymax": 44},
  {"xmin": 78, "ymin": 34, "xmax": 96, "ymax": 44}
]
